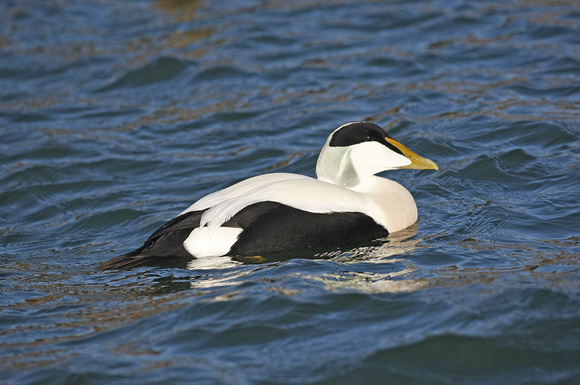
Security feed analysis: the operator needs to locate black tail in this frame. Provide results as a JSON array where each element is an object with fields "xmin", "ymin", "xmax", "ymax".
[{"xmin": 100, "ymin": 211, "xmax": 204, "ymax": 270}]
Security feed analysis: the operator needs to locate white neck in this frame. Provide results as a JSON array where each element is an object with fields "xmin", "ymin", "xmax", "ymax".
[{"xmin": 316, "ymin": 140, "xmax": 412, "ymax": 188}]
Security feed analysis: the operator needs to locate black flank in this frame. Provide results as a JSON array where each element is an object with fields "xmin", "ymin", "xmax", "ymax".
[
  {"xmin": 229, "ymin": 202, "xmax": 389, "ymax": 256},
  {"xmin": 101, "ymin": 201, "xmax": 390, "ymax": 269}
]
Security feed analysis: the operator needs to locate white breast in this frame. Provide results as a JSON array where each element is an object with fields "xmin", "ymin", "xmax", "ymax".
[{"xmin": 352, "ymin": 176, "xmax": 418, "ymax": 233}]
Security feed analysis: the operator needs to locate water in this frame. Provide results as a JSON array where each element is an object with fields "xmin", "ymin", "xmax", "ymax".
[{"xmin": 1, "ymin": 0, "xmax": 580, "ymax": 383}]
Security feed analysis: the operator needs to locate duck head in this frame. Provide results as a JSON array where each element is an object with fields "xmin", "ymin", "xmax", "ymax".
[{"xmin": 316, "ymin": 121, "xmax": 438, "ymax": 187}]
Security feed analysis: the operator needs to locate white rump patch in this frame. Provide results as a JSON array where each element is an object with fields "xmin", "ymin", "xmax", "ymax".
[{"xmin": 183, "ymin": 226, "xmax": 243, "ymax": 258}]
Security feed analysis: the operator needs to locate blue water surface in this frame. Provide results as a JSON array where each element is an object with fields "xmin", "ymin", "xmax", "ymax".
[{"xmin": 1, "ymin": 0, "xmax": 580, "ymax": 384}]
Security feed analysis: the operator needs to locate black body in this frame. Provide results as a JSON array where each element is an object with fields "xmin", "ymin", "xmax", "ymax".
[{"xmin": 101, "ymin": 201, "xmax": 389, "ymax": 269}]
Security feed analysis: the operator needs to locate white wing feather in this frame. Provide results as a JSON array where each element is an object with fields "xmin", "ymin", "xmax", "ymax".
[{"xmin": 180, "ymin": 173, "xmax": 372, "ymax": 230}]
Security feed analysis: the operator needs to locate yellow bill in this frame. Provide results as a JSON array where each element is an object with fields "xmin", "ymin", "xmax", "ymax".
[{"xmin": 385, "ymin": 137, "xmax": 439, "ymax": 170}]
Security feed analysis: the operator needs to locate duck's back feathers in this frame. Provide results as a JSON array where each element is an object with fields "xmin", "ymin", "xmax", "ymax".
[{"xmin": 185, "ymin": 173, "xmax": 372, "ymax": 230}]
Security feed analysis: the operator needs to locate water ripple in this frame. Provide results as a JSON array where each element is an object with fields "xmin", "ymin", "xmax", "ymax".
[{"xmin": 2, "ymin": 0, "xmax": 580, "ymax": 383}]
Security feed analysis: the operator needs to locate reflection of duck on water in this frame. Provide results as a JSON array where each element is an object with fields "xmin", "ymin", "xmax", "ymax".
[{"xmin": 101, "ymin": 122, "xmax": 438, "ymax": 270}]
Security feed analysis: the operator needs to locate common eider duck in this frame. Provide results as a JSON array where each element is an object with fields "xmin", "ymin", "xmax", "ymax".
[{"xmin": 101, "ymin": 121, "xmax": 438, "ymax": 269}]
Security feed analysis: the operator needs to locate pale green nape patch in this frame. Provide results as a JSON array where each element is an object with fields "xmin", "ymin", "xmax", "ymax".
[{"xmin": 316, "ymin": 145, "xmax": 360, "ymax": 188}]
